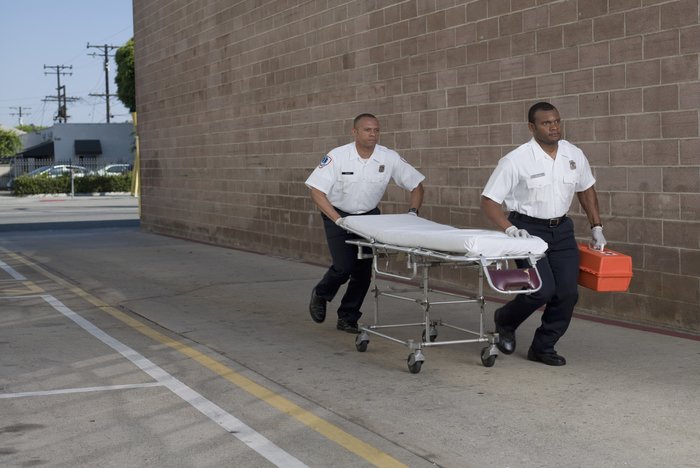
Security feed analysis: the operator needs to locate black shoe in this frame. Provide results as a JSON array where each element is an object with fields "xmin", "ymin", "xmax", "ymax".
[
  {"xmin": 336, "ymin": 318, "xmax": 359, "ymax": 334},
  {"xmin": 527, "ymin": 348, "xmax": 566, "ymax": 366},
  {"xmin": 494, "ymin": 309, "xmax": 515, "ymax": 355},
  {"xmin": 309, "ymin": 288, "xmax": 326, "ymax": 323}
]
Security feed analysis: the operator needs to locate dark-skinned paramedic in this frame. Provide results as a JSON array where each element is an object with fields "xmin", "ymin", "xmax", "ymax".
[
  {"xmin": 305, "ymin": 113, "xmax": 425, "ymax": 333},
  {"xmin": 480, "ymin": 102, "xmax": 605, "ymax": 366}
]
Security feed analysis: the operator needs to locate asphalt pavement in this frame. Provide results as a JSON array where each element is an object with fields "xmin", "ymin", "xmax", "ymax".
[{"xmin": 0, "ymin": 194, "xmax": 698, "ymax": 467}]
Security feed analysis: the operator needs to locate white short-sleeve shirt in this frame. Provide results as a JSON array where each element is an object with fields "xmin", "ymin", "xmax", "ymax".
[
  {"xmin": 305, "ymin": 143, "xmax": 425, "ymax": 214},
  {"xmin": 481, "ymin": 138, "xmax": 596, "ymax": 219}
]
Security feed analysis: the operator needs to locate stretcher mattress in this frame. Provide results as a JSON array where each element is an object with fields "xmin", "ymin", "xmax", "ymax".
[{"xmin": 343, "ymin": 214, "xmax": 548, "ymax": 257}]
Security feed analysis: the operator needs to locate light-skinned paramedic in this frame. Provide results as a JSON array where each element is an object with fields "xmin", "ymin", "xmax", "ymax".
[
  {"xmin": 305, "ymin": 113, "xmax": 425, "ymax": 333},
  {"xmin": 481, "ymin": 102, "xmax": 605, "ymax": 366}
]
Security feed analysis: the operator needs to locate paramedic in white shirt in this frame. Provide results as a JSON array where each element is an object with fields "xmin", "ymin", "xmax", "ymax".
[
  {"xmin": 305, "ymin": 113, "xmax": 425, "ymax": 333},
  {"xmin": 481, "ymin": 102, "xmax": 605, "ymax": 366}
]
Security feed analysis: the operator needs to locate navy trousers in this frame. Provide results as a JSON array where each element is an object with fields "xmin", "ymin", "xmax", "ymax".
[
  {"xmin": 496, "ymin": 214, "xmax": 580, "ymax": 353},
  {"xmin": 314, "ymin": 207, "xmax": 380, "ymax": 323}
]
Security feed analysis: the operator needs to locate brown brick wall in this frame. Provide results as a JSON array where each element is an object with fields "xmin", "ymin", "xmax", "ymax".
[{"xmin": 133, "ymin": 0, "xmax": 700, "ymax": 333}]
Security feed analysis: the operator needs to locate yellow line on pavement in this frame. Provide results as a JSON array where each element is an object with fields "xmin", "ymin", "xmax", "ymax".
[
  {"xmin": 3, "ymin": 249, "xmax": 407, "ymax": 468},
  {"xmin": 0, "ymin": 281, "xmax": 44, "ymax": 295},
  {"xmin": 23, "ymin": 281, "xmax": 44, "ymax": 293}
]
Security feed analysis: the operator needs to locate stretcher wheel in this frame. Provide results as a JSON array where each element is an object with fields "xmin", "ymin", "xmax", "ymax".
[
  {"xmin": 480, "ymin": 347, "xmax": 497, "ymax": 367},
  {"xmin": 407, "ymin": 353, "xmax": 423, "ymax": 374},
  {"xmin": 355, "ymin": 333, "xmax": 369, "ymax": 352}
]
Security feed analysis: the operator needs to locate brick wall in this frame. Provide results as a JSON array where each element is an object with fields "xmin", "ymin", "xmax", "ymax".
[{"xmin": 133, "ymin": 0, "xmax": 700, "ymax": 333}]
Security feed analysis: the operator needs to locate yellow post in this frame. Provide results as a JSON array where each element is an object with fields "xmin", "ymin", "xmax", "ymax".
[
  {"xmin": 130, "ymin": 112, "xmax": 141, "ymax": 220},
  {"xmin": 130, "ymin": 112, "xmax": 141, "ymax": 200}
]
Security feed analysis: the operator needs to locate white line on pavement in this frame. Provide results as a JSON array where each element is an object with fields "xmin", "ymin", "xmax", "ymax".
[
  {"xmin": 0, "ymin": 259, "xmax": 26, "ymax": 280},
  {"xmin": 0, "ymin": 382, "xmax": 164, "ymax": 399},
  {"xmin": 39, "ymin": 294, "xmax": 308, "ymax": 468}
]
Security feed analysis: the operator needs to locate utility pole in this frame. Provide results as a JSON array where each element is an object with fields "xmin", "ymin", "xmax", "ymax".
[
  {"xmin": 43, "ymin": 65, "xmax": 79, "ymax": 123},
  {"xmin": 9, "ymin": 106, "xmax": 31, "ymax": 126},
  {"xmin": 87, "ymin": 43, "xmax": 119, "ymax": 123}
]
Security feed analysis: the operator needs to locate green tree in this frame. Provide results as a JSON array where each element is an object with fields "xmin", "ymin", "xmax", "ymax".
[
  {"xmin": 0, "ymin": 128, "xmax": 22, "ymax": 158},
  {"xmin": 115, "ymin": 38, "xmax": 135, "ymax": 112},
  {"xmin": 16, "ymin": 124, "xmax": 46, "ymax": 133}
]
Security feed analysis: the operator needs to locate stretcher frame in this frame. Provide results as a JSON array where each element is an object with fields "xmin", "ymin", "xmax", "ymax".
[{"xmin": 346, "ymin": 238, "xmax": 543, "ymax": 373}]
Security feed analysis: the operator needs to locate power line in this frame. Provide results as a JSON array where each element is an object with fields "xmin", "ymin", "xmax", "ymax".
[
  {"xmin": 87, "ymin": 43, "xmax": 119, "ymax": 123},
  {"xmin": 39, "ymin": 101, "xmax": 48, "ymax": 127},
  {"xmin": 43, "ymin": 65, "xmax": 79, "ymax": 123},
  {"xmin": 9, "ymin": 106, "xmax": 32, "ymax": 126}
]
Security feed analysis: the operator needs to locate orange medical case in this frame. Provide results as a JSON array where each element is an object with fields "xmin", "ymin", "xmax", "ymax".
[{"xmin": 578, "ymin": 244, "xmax": 633, "ymax": 292}]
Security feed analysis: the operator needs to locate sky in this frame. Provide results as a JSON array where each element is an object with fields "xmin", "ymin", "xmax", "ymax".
[{"xmin": 0, "ymin": 1, "xmax": 134, "ymax": 129}]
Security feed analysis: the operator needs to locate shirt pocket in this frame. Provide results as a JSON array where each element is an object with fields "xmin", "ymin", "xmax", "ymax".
[
  {"xmin": 562, "ymin": 170, "xmax": 578, "ymax": 185},
  {"xmin": 558, "ymin": 170, "xmax": 579, "ymax": 204},
  {"xmin": 367, "ymin": 171, "xmax": 390, "ymax": 184},
  {"xmin": 337, "ymin": 170, "xmax": 359, "ymax": 193},
  {"xmin": 525, "ymin": 174, "xmax": 551, "ymax": 203}
]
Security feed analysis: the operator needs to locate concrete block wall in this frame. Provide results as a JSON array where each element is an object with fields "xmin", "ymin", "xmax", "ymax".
[{"xmin": 133, "ymin": 0, "xmax": 700, "ymax": 333}]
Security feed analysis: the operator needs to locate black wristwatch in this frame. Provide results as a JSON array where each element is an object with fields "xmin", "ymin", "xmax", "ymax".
[
  {"xmin": 408, "ymin": 208, "xmax": 419, "ymax": 215},
  {"xmin": 591, "ymin": 223, "xmax": 603, "ymax": 229}
]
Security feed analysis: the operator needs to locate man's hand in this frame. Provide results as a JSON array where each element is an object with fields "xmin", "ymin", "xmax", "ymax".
[
  {"xmin": 591, "ymin": 226, "xmax": 606, "ymax": 250},
  {"xmin": 335, "ymin": 217, "xmax": 346, "ymax": 228},
  {"xmin": 505, "ymin": 226, "xmax": 532, "ymax": 238}
]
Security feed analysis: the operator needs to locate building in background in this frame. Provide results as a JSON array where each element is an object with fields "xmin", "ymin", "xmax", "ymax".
[
  {"xmin": 0, "ymin": 123, "xmax": 135, "ymax": 187},
  {"xmin": 18, "ymin": 123, "xmax": 134, "ymax": 164},
  {"xmin": 133, "ymin": 1, "xmax": 700, "ymax": 333}
]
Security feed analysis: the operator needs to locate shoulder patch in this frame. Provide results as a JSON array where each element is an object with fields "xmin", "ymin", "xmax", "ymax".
[{"xmin": 319, "ymin": 154, "xmax": 332, "ymax": 168}]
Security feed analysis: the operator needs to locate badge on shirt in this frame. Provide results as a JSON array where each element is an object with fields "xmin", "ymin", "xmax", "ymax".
[
  {"xmin": 530, "ymin": 173, "xmax": 545, "ymax": 179},
  {"xmin": 570, "ymin": 161, "xmax": 576, "ymax": 170},
  {"xmin": 378, "ymin": 165, "xmax": 385, "ymax": 173},
  {"xmin": 319, "ymin": 155, "xmax": 332, "ymax": 168}
]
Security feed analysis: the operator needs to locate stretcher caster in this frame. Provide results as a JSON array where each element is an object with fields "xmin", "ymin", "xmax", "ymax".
[
  {"xmin": 355, "ymin": 334, "xmax": 369, "ymax": 352},
  {"xmin": 355, "ymin": 331, "xmax": 370, "ymax": 352},
  {"xmin": 407, "ymin": 351, "xmax": 424, "ymax": 374},
  {"xmin": 480, "ymin": 346, "xmax": 497, "ymax": 367}
]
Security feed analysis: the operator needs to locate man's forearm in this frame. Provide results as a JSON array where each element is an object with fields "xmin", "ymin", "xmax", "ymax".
[
  {"xmin": 409, "ymin": 183, "xmax": 424, "ymax": 210},
  {"xmin": 310, "ymin": 188, "xmax": 341, "ymax": 222},
  {"xmin": 480, "ymin": 196, "xmax": 511, "ymax": 231},
  {"xmin": 577, "ymin": 187, "xmax": 602, "ymax": 226}
]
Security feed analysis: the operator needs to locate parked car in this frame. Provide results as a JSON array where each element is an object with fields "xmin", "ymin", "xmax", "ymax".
[
  {"xmin": 97, "ymin": 163, "xmax": 133, "ymax": 176},
  {"xmin": 6, "ymin": 165, "xmax": 91, "ymax": 188},
  {"xmin": 28, "ymin": 165, "xmax": 91, "ymax": 178}
]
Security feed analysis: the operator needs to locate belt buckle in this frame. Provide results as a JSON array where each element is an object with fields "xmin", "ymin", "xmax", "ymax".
[{"xmin": 549, "ymin": 218, "xmax": 559, "ymax": 227}]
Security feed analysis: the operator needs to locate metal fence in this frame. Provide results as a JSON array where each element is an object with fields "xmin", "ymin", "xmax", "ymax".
[{"xmin": 0, "ymin": 158, "xmax": 134, "ymax": 190}]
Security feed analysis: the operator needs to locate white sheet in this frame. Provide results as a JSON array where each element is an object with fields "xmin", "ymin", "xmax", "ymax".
[{"xmin": 343, "ymin": 214, "xmax": 548, "ymax": 257}]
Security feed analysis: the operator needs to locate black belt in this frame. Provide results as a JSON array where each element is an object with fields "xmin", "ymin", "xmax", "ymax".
[
  {"xmin": 510, "ymin": 212, "xmax": 567, "ymax": 227},
  {"xmin": 324, "ymin": 206, "xmax": 379, "ymax": 219}
]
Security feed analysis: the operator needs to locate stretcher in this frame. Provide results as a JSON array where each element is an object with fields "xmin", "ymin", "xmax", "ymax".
[{"xmin": 342, "ymin": 214, "xmax": 547, "ymax": 373}]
